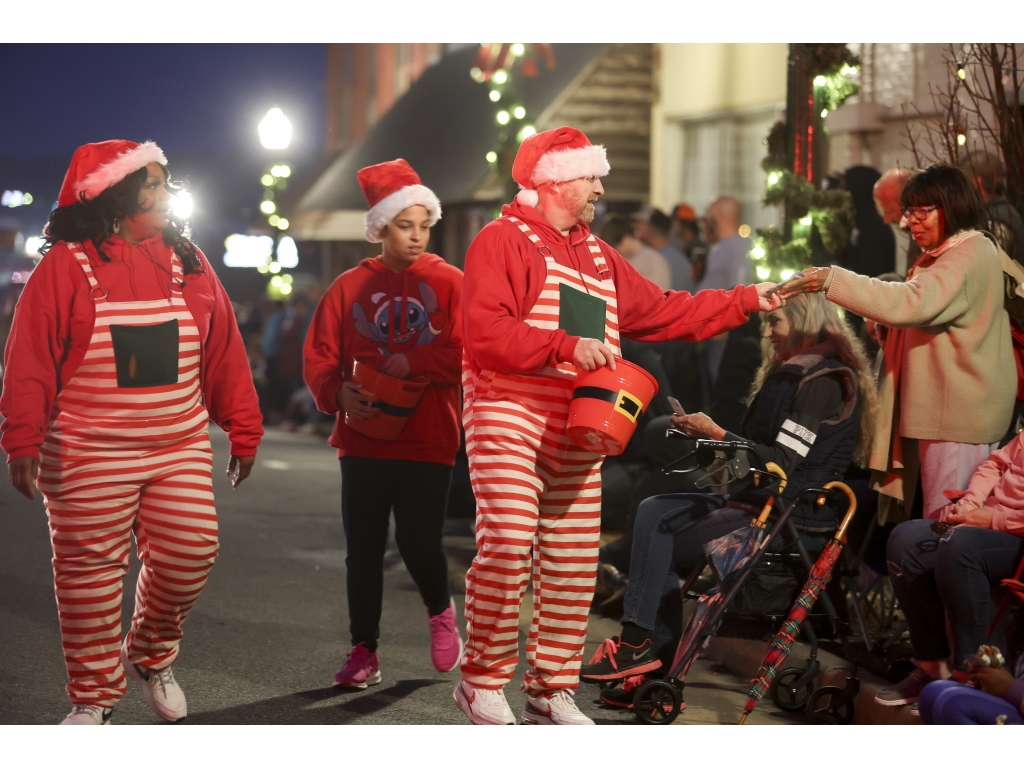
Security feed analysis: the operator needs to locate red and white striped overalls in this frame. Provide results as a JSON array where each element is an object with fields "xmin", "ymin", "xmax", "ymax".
[
  {"xmin": 37, "ymin": 244, "xmax": 217, "ymax": 708},
  {"xmin": 461, "ymin": 216, "xmax": 620, "ymax": 694}
]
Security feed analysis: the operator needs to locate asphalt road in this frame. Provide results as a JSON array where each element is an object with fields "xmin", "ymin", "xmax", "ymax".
[{"xmin": 0, "ymin": 426, "xmax": 796, "ymax": 725}]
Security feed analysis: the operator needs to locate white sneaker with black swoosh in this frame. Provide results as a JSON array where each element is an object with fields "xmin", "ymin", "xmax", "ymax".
[
  {"xmin": 61, "ymin": 704, "xmax": 113, "ymax": 725},
  {"xmin": 522, "ymin": 689, "xmax": 594, "ymax": 725},
  {"xmin": 453, "ymin": 680, "xmax": 516, "ymax": 724}
]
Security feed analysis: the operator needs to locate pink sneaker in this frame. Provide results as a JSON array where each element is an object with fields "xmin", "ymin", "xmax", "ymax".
[
  {"xmin": 333, "ymin": 642, "xmax": 381, "ymax": 689},
  {"xmin": 428, "ymin": 599, "xmax": 464, "ymax": 673}
]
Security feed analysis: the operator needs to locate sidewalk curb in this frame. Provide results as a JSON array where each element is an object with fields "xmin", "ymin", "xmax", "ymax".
[{"xmin": 703, "ymin": 636, "xmax": 921, "ymax": 725}]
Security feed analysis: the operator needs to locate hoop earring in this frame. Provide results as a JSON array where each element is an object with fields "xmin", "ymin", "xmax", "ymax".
[{"xmin": 113, "ymin": 219, "xmax": 121, "ymax": 234}]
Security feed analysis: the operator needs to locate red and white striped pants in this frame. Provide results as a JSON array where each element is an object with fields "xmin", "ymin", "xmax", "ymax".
[
  {"xmin": 40, "ymin": 433, "xmax": 217, "ymax": 707},
  {"xmin": 461, "ymin": 385, "xmax": 602, "ymax": 694}
]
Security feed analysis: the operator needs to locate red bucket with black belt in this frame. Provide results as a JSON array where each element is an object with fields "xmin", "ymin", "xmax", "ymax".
[
  {"xmin": 345, "ymin": 359, "xmax": 429, "ymax": 442},
  {"xmin": 566, "ymin": 358, "xmax": 659, "ymax": 456}
]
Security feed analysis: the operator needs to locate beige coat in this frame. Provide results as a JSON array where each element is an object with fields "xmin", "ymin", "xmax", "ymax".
[{"xmin": 824, "ymin": 230, "xmax": 1016, "ymax": 509}]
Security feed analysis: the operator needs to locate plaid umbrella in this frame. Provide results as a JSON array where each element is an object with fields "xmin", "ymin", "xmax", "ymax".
[
  {"xmin": 737, "ymin": 481, "xmax": 857, "ymax": 725},
  {"xmin": 670, "ymin": 587, "xmax": 722, "ymax": 678},
  {"xmin": 703, "ymin": 462, "xmax": 787, "ymax": 583}
]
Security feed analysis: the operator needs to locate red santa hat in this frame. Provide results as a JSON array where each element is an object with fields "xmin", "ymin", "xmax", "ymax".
[
  {"xmin": 57, "ymin": 140, "xmax": 168, "ymax": 208},
  {"xmin": 357, "ymin": 159, "xmax": 442, "ymax": 243},
  {"xmin": 511, "ymin": 126, "xmax": 610, "ymax": 207}
]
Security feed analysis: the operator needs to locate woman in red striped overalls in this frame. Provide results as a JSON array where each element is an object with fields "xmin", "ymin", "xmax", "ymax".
[{"xmin": 1, "ymin": 141, "xmax": 263, "ymax": 724}]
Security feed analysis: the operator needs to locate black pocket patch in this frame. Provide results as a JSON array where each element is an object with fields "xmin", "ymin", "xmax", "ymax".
[{"xmin": 110, "ymin": 320, "xmax": 179, "ymax": 388}]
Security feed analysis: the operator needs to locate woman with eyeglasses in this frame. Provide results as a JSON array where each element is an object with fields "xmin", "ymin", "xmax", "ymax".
[{"xmin": 780, "ymin": 164, "xmax": 1015, "ymax": 524}]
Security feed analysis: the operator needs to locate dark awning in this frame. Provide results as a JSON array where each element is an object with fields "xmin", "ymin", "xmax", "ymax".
[{"xmin": 293, "ymin": 43, "xmax": 606, "ymax": 240}]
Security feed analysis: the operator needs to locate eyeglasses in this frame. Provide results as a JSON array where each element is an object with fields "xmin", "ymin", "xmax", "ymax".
[{"xmin": 901, "ymin": 205, "xmax": 940, "ymax": 222}]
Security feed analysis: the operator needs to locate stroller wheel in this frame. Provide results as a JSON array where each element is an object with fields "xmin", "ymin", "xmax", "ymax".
[
  {"xmin": 806, "ymin": 686, "xmax": 855, "ymax": 725},
  {"xmin": 770, "ymin": 667, "xmax": 815, "ymax": 712},
  {"xmin": 632, "ymin": 680, "xmax": 682, "ymax": 725}
]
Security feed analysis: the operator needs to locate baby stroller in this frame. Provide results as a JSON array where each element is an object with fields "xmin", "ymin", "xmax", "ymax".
[{"xmin": 622, "ymin": 437, "xmax": 861, "ymax": 725}]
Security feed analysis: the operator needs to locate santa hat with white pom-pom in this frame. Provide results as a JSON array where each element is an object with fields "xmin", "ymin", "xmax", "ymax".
[
  {"xmin": 357, "ymin": 158, "xmax": 442, "ymax": 243},
  {"xmin": 57, "ymin": 140, "xmax": 168, "ymax": 209},
  {"xmin": 511, "ymin": 126, "xmax": 610, "ymax": 208}
]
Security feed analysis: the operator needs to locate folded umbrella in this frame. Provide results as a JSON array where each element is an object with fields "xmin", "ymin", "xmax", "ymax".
[{"xmin": 737, "ymin": 481, "xmax": 858, "ymax": 725}]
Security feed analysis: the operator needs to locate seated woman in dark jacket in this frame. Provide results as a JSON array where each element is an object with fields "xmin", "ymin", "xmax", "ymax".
[{"xmin": 581, "ymin": 292, "xmax": 878, "ymax": 682}]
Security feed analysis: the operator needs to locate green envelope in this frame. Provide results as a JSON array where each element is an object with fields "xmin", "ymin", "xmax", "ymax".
[{"xmin": 558, "ymin": 282, "xmax": 607, "ymax": 340}]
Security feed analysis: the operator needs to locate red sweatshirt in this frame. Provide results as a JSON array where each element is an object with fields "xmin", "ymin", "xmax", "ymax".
[
  {"xmin": 303, "ymin": 253, "xmax": 463, "ymax": 466},
  {"xmin": 462, "ymin": 201, "xmax": 761, "ymax": 377},
  {"xmin": 0, "ymin": 237, "xmax": 263, "ymax": 461}
]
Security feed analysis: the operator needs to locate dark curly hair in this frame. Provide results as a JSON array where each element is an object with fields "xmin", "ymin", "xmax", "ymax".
[
  {"xmin": 41, "ymin": 165, "xmax": 203, "ymax": 274},
  {"xmin": 900, "ymin": 164, "xmax": 986, "ymax": 242}
]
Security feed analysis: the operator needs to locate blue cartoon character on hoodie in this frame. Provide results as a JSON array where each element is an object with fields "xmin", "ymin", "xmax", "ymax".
[{"xmin": 353, "ymin": 281, "xmax": 445, "ymax": 356}]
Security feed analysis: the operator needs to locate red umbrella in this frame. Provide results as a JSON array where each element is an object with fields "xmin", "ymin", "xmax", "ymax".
[{"xmin": 738, "ymin": 481, "xmax": 857, "ymax": 725}]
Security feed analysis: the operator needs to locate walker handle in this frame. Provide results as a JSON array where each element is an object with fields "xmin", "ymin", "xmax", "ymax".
[
  {"xmin": 751, "ymin": 462, "xmax": 787, "ymax": 529},
  {"xmin": 822, "ymin": 481, "xmax": 857, "ymax": 543}
]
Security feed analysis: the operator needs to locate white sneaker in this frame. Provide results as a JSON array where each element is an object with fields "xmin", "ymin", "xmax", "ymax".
[
  {"xmin": 122, "ymin": 645, "xmax": 187, "ymax": 722},
  {"xmin": 61, "ymin": 704, "xmax": 113, "ymax": 725},
  {"xmin": 453, "ymin": 680, "xmax": 516, "ymax": 725},
  {"xmin": 522, "ymin": 689, "xmax": 595, "ymax": 725}
]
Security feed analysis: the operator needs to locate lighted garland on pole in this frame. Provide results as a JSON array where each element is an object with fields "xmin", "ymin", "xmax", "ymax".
[
  {"xmin": 750, "ymin": 45, "xmax": 861, "ymax": 281},
  {"xmin": 469, "ymin": 44, "xmax": 556, "ymax": 202}
]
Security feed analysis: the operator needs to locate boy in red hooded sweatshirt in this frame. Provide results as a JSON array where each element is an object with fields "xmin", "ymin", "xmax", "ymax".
[{"xmin": 304, "ymin": 160, "xmax": 464, "ymax": 690}]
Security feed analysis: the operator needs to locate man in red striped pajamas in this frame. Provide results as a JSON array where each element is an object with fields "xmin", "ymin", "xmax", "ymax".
[
  {"xmin": 2, "ymin": 141, "xmax": 262, "ymax": 725},
  {"xmin": 453, "ymin": 127, "xmax": 781, "ymax": 725}
]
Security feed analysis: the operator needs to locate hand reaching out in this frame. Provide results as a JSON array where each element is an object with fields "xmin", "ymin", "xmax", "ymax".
[
  {"xmin": 670, "ymin": 412, "xmax": 726, "ymax": 441},
  {"xmin": 754, "ymin": 283, "xmax": 783, "ymax": 312},
  {"xmin": 776, "ymin": 267, "xmax": 831, "ymax": 301}
]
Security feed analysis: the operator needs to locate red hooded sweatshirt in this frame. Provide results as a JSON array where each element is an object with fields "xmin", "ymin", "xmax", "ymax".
[
  {"xmin": 303, "ymin": 253, "xmax": 463, "ymax": 466},
  {"xmin": 0, "ymin": 237, "xmax": 263, "ymax": 461},
  {"xmin": 462, "ymin": 201, "xmax": 761, "ymax": 378}
]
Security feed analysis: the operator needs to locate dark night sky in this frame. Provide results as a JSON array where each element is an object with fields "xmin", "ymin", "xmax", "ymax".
[
  {"xmin": 0, "ymin": 44, "xmax": 327, "ymax": 159},
  {"xmin": 0, "ymin": 44, "xmax": 328, "ymax": 299}
]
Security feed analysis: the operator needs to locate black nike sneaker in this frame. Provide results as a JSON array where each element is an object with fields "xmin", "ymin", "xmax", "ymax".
[{"xmin": 580, "ymin": 637, "xmax": 662, "ymax": 682}]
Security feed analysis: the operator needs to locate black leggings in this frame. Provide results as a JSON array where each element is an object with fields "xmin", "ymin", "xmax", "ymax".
[{"xmin": 340, "ymin": 457, "xmax": 453, "ymax": 650}]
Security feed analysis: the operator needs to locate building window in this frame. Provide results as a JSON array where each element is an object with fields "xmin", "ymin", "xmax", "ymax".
[{"xmin": 676, "ymin": 107, "xmax": 782, "ymax": 231}]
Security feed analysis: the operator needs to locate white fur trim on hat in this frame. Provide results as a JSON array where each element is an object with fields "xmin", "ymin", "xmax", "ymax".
[
  {"xmin": 364, "ymin": 184, "xmax": 442, "ymax": 243},
  {"xmin": 76, "ymin": 141, "xmax": 168, "ymax": 200},
  {"xmin": 532, "ymin": 144, "xmax": 609, "ymax": 186}
]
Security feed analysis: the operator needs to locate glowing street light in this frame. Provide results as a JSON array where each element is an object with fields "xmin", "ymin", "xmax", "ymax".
[
  {"xmin": 259, "ymin": 107, "xmax": 292, "ymax": 150},
  {"xmin": 171, "ymin": 190, "xmax": 193, "ymax": 219}
]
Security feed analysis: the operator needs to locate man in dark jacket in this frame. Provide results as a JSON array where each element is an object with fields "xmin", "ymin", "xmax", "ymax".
[{"xmin": 962, "ymin": 150, "xmax": 1024, "ymax": 266}]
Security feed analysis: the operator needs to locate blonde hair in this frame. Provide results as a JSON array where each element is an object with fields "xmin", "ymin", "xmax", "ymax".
[{"xmin": 749, "ymin": 293, "xmax": 879, "ymax": 466}]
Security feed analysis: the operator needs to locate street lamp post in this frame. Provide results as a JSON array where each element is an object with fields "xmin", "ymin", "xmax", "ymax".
[{"xmin": 257, "ymin": 107, "xmax": 295, "ymax": 293}]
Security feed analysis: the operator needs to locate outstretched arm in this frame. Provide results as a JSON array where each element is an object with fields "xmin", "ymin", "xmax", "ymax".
[{"xmin": 610, "ymin": 245, "xmax": 767, "ymax": 342}]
